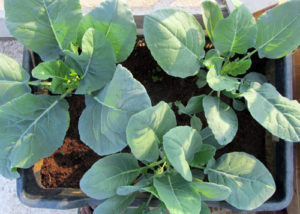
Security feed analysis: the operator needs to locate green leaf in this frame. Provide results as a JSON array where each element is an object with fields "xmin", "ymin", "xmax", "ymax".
[
  {"xmin": 93, "ymin": 194, "xmax": 136, "ymax": 214},
  {"xmin": 190, "ymin": 115, "xmax": 203, "ymax": 131},
  {"xmin": 242, "ymin": 82, "xmax": 300, "ymax": 141},
  {"xmin": 200, "ymin": 127, "xmax": 223, "ymax": 149},
  {"xmin": 205, "ymin": 152, "xmax": 275, "ymax": 210},
  {"xmin": 221, "ymin": 59, "xmax": 251, "ymax": 76},
  {"xmin": 192, "ymin": 169, "xmax": 205, "ymax": 180},
  {"xmin": 196, "ymin": 69, "xmax": 207, "ymax": 89},
  {"xmin": 145, "ymin": 208, "xmax": 165, "ymax": 214},
  {"xmin": 239, "ymin": 72, "xmax": 267, "ymax": 93},
  {"xmin": 213, "ymin": 5, "xmax": 257, "ymax": 54},
  {"xmin": 5, "ymin": 0, "xmax": 82, "ymax": 61},
  {"xmin": 192, "ymin": 182, "xmax": 231, "ymax": 201},
  {"xmin": 78, "ymin": 0, "xmax": 136, "ymax": 62},
  {"xmin": 185, "ymin": 95, "xmax": 205, "ymax": 115},
  {"xmin": 142, "ymin": 186, "xmax": 159, "ymax": 198},
  {"xmin": 79, "ymin": 65, "xmax": 151, "ymax": 155},
  {"xmin": 144, "ymin": 9, "xmax": 205, "ymax": 78},
  {"xmin": 174, "ymin": 101, "xmax": 187, "ymax": 115},
  {"xmin": 163, "ymin": 126, "xmax": 202, "ymax": 181},
  {"xmin": 200, "ymin": 202, "xmax": 211, "ymax": 214},
  {"xmin": 125, "ymin": 205, "xmax": 146, "ymax": 214},
  {"xmin": 203, "ymin": 96, "xmax": 238, "ymax": 145},
  {"xmin": 232, "ymin": 99, "xmax": 246, "ymax": 111},
  {"xmin": 205, "ymin": 57, "xmax": 240, "ymax": 91},
  {"xmin": 32, "ymin": 60, "xmax": 78, "ymax": 94},
  {"xmin": 117, "ymin": 177, "xmax": 151, "ymax": 196},
  {"xmin": 0, "ymin": 54, "xmax": 31, "ymax": 106},
  {"xmin": 127, "ymin": 101, "xmax": 176, "ymax": 162},
  {"xmin": 190, "ymin": 144, "xmax": 216, "ymax": 167},
  {"xmin": 201, "ymin": 0, "xmax": 224, "ymax": 42},
  {"xmin": 66, "ymin": 28, "xmax": 116, "ymax": 94},
  {"xmin": 256, "ymin": 1, "xmax": 300, "ymax": 59},
  {"xmin": 0, "ymin": 94, "xmax": 69, "ymax": 178},
  {"xmin": 205, "ymin": 49, "xmax": 220, "ymax": 60},
  {"xmin": 80, "ymin": 153, "xmax": 140, "ymax": 200},
  {"xmin": 154, "ymin": 173, "xmax": 201, "ymax": 214}
]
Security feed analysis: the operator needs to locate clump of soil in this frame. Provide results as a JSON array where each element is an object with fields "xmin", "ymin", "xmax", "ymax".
[{"xmin": 41, "ymin": 39, "xmax": 266, "ymax": 188}]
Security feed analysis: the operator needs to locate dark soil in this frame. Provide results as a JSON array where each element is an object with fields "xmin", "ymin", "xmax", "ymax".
[{"xmin": 41, "ymin": 39, "xmax": 267, "ymax": 188}]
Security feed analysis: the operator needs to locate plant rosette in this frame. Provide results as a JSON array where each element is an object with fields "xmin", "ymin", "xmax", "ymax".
[{"xmin": 1, "ymin": 0, "xmax": 300, "ymax": 213}]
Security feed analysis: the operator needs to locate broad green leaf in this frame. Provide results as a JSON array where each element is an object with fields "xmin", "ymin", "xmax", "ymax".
[
  {"xmin": 205, "ymin": 57, "xmax": 240, "ymax": 91},
  {"xmin": 221, "ymin": 59, "xmax": 251, "ymax": 76},
  {"xmin": 5, "ymin": 0, "xmax": 82, "ymax": 61},
  {"xmin": 200, "ymin": 202, "xmax": 211, "ymax": 214},
  {"xmin": 127, "ymin": 101, "xmax": 176, "ymax": 162},
  {"xmin": 80, "ymin": 153, "xmax": 140, "ymax": 200},
  {"xmin": 196, "ymin": 69, "xmax": 207, "ymax": 89},
  {"xmin": 185, "ymin": 95, "xmax": 205, "ymax": 115},
  {"xmin": 78, "ymin": 0, "xmax": 136, "ymax": 62},
  {"xmin": 203, "ymin": 96, "xmax": 238, "ymax": 145},
  {"xmin": 0, "ymin": 94, "xmax": 69, "ymax": 178},
  {"xmin": 190, "ymin": 115, "xmax": 203, "ymax": 131},
  {"xmin": 193, "ymin": 182, "xmax": 231, "ymax": 201},
  {"xmin": 239, "ymin": 72, "xmax": 267, "ymax": 93},
  {"xmin": 256, "ymin": 1, "xmax": 300, "ymax": 59},
  {"xmin": 200, "ymin": 127, "xmax": 223, "ymax": 149},
  {"xmin": 190, "ymin": 144, "xmax": 216, "ymax": 167},
  {"xmin": 232, "ymin": 99, "xmax": 246, "ymax": 111},
  {"xmin": 163, "ymin": 126, "xmax": 202, "ymax": 181},
  {"xmin": 94, "ymin": 194, "xmax": 136, "ymax": 214},
  {"xmin": 79, "ymin": 65, "xmax": 151, "ymax": 155},
  {"xmin": 32, "ymin": 60, "xmax": 78, "ymax": 94},
  {"xmin": 0, "ymin": 54, "xmax": 31, "ymax": 107},
  {"xmin": 154, "ymin": 173, "xmax": 201, "ymax": 214},
  {"xmin": 205, "ymin": 49, "xmax": 220, "ymax": 60},
  {"xmin": 66, "ymin": 28, "xmax": 116, "ymax": 94},
  {"xmin": 201, "ymin": 0, "xmax": 224, "ymax": 42},
  {"xmin": 213, "ymin": 5, "xmax": 257, "ymax": 54},
  {"xmin": 242, "ymin": 82, "xmax": 300, "ymax": 142},
  {"xmin": 205, "ymin": 152, "xmax": 275, "ymax": 210},
  {"xmin": 144, "ymin": 9, "xmax": 205, "ymax": 78}
]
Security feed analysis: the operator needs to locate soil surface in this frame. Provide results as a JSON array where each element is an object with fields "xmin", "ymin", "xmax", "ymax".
[{"xmin": 41, "ymin": 39, "xmax": 267, "ymax": 188}]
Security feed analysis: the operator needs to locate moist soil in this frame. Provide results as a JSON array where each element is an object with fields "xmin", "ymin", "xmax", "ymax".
[{"xmin": 41, "ymin": 39, "xmax": 267, "ymax": 188}]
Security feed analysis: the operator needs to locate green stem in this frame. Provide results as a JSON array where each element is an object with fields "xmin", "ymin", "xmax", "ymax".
[
  {"xmin": 208, "ymin": 90, "xmax": 214, "ymax": 96},
  {"xmin": 193, "ymin": 177, "xmax": 203, "ymax": 183},
  {"xmin": 29, "ymin": 49, "xmax": 36, "ymax": 68},
  {"xmin": 146, "ymin": 194, "xmax": 153, "ymax": 207},
  {"xmin": 28, "ymin": 80, "xmax": 52, "ymax": 87},
  {"xmin": 59, "ymin": 87, "xmax": 75, "ymax": 100},
  {"xmin": 241, "ymin": 49, "xmax": 258, "ymax": 61},
  {"xmin": 140, "ymin": 157, "xmax": 167, "ymax": 172}
]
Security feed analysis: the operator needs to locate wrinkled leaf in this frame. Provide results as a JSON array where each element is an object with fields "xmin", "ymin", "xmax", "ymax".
[
  {"xmin": 66, "ymin": 28, "xmax": 116, "ymax": 94},
  {"xmin": 0, "ymin": 94, "xmax": 69, "ymax": 178},
  {"xmin": 214, "ymin": 5, "xmax": 257, "ymax": 54},
  {"xmin": 78, "ymin": 0, "xmax": 136, "ymax": 62},
  {"xmin": 79, "ymin": 65, "xmax": 151, "ymax": 155},
  {"xmin": 203, "ymin": 96, "xmax": 238, "ymax": 145},
  {"xmin": 206, "ymin": 152, "xmax": 275, "ymax": 210},
  {"xmin": 80, "ymin": 153, "xmax": 140, "ymax": 200},
  {"xmin": 256, "ymin": 1, "xmax": 300, "ymax": 58},
  {"xmin": 0, "ymin": 54, "xmax": 31, "ymax": 106},
  {"xmin": 32, "ymin": 60, "xmax": 78, "ymax": 94},
  {"xmin": 201, "ymin": 0, "xmax": 224, "ymax": 42},
  {"xmin": 154, "ymin": 173, "xmax": 201, "ymax": 214},
  {"xmin": 144, "ymin": 9, "xmax": 205, "ymax": 78},
  {"xmin": 5, "ymin": 0, "xmax": 82, "ymax": 61},
  {"xmin": 221, "ymin": 59, "xmax": 251, "ymax": 76},
  {"xmin": 127, "ymin": 101, "xmax": 176, "ymax": 162},
  {"xmin": 243, "ymin": 82, "xmax": 300, "ymax": 141},
  {"xmin": 94, "ymin": 194, "xmax": 136, "ymax": 214},
  {"xmin": 163, "ymin": 126, "xmax": 202, "ymax": 181}
]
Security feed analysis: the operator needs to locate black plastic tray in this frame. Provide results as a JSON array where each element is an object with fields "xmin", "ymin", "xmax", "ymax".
[{"xmin": 17, "ymin": 49, "xmax": 294, "ymax": 211}]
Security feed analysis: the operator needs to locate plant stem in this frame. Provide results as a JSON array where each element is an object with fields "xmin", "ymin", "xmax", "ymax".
[
  {"xmin": 29, "ymin": 49, "xmax": 36, "ymax": 68},
  {"xmin": 146, "ymin": 194, "xmax": 153, "ymax": 207},
  {"xmin": 193, "ymin": 177, "xmax": 203, "ymax": 183},
  {"xmin": 59, "ymin": 87, "xmax": 75, "ymax": 100},
  {"xmin": 140, "ymin": 157, "xmax": 167, "ymax": 172},
  {"xmin": 28, "ymin": 80, "xmax": 52, "ymax": 87},
  {"xmin": 241, "ymin": 49, "xmax": 258, "ymax": 61}
]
